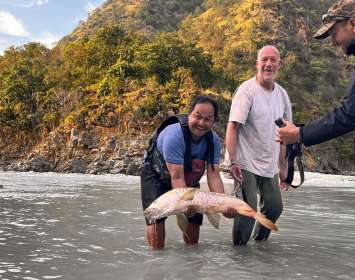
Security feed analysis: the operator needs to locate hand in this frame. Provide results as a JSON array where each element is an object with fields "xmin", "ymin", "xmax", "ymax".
[
  {"xmin": 279, "ymin": 170, "xmax": 289, "ymax": 191},
  {"xmin": 280, "ymin": 181, "xmax": 289, "ymax": 191},
  {"xmin": 230, "ymin": 163, "xmax": 243, "ymax": 184},
  {"xmin": 223, "ymin": 207, "xmax": 239, "ymax": 218},
  {"xmin": 186, "ymin": 205, "xmax": 197, "ymax": 217},
  {"xmin": 276, "ymin": 121, "xmax": 300, "ymax": 144}
]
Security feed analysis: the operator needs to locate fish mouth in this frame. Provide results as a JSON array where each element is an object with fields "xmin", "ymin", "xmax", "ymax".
[{"xmin": 144, "ymin": 208, "xmax": 159, "ymax": 222}]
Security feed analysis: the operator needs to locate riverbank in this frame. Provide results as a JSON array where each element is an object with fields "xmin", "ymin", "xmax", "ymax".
[{"xmin": 1, "ymin": 126, "xmax": 354, "ymax": 176}]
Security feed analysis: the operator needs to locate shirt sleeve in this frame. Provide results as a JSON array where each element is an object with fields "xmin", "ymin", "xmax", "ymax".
[
  {"xmin": 228, "ymin": 85, "xmax": 253, "ymax": 124},
  {"xmin": 301, "ymin": 74, "xmax": 355, "ymax": 147},
  {"xmin": 161, "ymin": 130, "xmax": 185, "ymax": 164}
]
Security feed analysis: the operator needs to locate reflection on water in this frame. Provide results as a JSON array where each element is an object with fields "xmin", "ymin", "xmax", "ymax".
[{"xmin": 1, "ymin": 171, "xmax": 355, "ymax": 280}]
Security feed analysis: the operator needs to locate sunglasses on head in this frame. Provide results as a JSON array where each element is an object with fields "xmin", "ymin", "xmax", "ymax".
[{"xmin": 322, "ymin": 14, "xmax": 351, "ymax": 24}]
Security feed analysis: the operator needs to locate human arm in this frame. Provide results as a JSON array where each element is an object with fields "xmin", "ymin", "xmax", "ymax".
[
  {"xmin": 225, "ymin": 121, "xmax": 243, "ymax": 183},
  {"xmin": 277, "ymin": 121, "xmax": 300, "ymax": 144},
  {"xmin": 165, "ymin": 163, "xmax": 187, "ymax": 188},
  {"xmin": 278, "ymin": 75, "xmax": 355, "ymax": 146},
  {"xmin": 206, "ymin": 164, "xmax": 238, "ymax": 218},
  {"xmin": 206, "ymin": 164, "xmax": 224, "ymax": 193}
]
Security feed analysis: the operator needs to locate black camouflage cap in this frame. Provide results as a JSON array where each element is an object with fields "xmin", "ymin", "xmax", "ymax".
[{"xmin": 314, "ymin": 0, "xmax": 355, "ymax": 39}]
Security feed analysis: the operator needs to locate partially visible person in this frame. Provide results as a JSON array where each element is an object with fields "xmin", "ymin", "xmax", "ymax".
[
  {"xmin": 278, "ymin": 0, "xmax": 355, "ymax": 146},
  {"xmin": 225, "ymin": 45, "xmax": 292, "ymax": 246},
  {"xmin": 141, "ymin": 95, "xmax": 235, "ymax": 249}
]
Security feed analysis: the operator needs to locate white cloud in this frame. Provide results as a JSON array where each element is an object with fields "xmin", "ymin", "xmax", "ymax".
[
  {"xmin": 0, "ymin": 10, "xmax": 29, "ymax": 37},
  {"xmin": 31, "ymin": 31, "xmax": 60, "ymax": 49},
  {"xmin": 36, "ymin": 0, "xmax": 49, "ymax": 5},
  {"xmin": 75, "ymin": 1, "xmax": 101, "ymax": 23},
  {"xmin": 86, "ymin": 1, "xmax": 99, "ymax": 14},
  {"xmin": 0, "ymin": 38, "xmax": 9, "ymax": 55},
  {"xmin": 16, "ymin": 0, "xmax": 49, "ymax": 8}
]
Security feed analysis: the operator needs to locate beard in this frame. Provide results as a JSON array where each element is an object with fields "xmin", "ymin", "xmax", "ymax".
[{"xmin": 346, "ymin": 40, "xmax": 355, "ymax": 56}]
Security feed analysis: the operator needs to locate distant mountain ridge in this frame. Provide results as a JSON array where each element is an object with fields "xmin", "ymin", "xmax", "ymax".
[{"xmin": 60, "ymin": 0, "xmax": 205, "ymax": 44}]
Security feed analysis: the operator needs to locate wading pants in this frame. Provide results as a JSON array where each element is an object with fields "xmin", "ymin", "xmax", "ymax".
[{"xmin": 233, "ymin": 169, "xmax": 283, "ymax": 245}]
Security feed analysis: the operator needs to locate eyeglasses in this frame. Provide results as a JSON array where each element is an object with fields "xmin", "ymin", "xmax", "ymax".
[{"xmin": 322, "ymin": 14, "xmax": 351, "ymax": 24}]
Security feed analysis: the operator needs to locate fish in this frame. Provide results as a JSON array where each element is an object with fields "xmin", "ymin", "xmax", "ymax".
[{"xmin": 144, "ymin": 187, "xmax": 278, "ymax": 233}]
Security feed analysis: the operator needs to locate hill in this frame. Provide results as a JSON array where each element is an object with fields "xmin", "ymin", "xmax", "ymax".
[
  {"xmin": 60, "ymin": 0, "xmax": 204, "ymax": 44},
  {"xmin": 0, "ymin": 0, "xmax": 354, "ymax": 175}
]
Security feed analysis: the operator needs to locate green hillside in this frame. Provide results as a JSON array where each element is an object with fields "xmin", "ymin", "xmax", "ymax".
[
  {"xmin": 60, "ymin": 0, "xmax": 204, "ymax": 43},
  {"xmin": 0, "ymin": 0, "xmax": 354, "ymax": 173}
]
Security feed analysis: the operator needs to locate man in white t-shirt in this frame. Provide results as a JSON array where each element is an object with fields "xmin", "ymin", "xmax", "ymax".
[{"xmin": 225, "ymin": 45, "xmax": 292, "ymax": 245}]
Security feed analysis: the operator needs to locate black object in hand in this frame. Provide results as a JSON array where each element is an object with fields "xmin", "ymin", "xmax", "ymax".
[{"xmin": 275, "ymin": 118, "xmax": 285, "ymax": 128}]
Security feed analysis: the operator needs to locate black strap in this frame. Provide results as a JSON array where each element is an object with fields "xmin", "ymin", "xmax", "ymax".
[
  {"xmin": 205, "ymin": 131, "xmax": 215, "ymax": 170},
  {"xmin": 179, "ymin": 118, "xmax": 193, "ymax": 172},
  {"xmin": 144, "ymin": 114, "xmax": 214, "ymax": 175},
  {"xmin": 284, "ymin": 146, "xmax": 305, "ymax": 188},
  {"xmin": 275, "ymin": 118, "xmax": 305, "ymax": 188}
]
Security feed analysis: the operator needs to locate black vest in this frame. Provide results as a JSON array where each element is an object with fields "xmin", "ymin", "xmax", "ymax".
[{"xmin": 144, "ymin": 114, "xmax": 215, "ymax": 177}]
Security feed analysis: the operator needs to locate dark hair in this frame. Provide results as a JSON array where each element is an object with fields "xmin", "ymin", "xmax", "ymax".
[{"xmin": 189, "ymin": 95, "xmax": 219, "ymax": 121}]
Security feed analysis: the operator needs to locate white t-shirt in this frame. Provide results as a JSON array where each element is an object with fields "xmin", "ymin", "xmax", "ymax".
[{"xmin": 226, "ymin": 77, "xmax": 292, "ymax": 177}]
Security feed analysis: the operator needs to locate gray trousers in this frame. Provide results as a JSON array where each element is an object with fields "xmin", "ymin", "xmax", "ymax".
[{"xmin": 233, "ymin": 169, "xmax": 283, "ymax": 245}]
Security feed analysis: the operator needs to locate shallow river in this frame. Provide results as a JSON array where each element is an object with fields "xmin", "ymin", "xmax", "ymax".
[{"xmin": 1, "ymin": 171, "xmax": 355, "ymax": 280}]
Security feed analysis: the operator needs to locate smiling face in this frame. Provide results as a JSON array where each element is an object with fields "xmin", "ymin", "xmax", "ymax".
[
  {"xmin": 188, "ymin": 102, "xmax": 215, "ymax": 141},
  {"xmin": 329, "ymin": 18, "xmax": 355, "ymax": 53},
  {"xmin": 256, "ymin": 46, "xmax": 281, "ymax": 90}
]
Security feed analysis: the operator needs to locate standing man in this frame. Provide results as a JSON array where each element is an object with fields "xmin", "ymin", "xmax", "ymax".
[
  {"xmin": 278, "ymin": 0, "xmax": 355, "ymax": 146},
  {"xmin": 225, "ymin": 45, "xmax": 292, "ymax": 245}
]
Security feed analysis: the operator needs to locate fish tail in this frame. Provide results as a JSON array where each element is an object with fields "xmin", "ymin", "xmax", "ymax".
[{"xmin": 253, "ymin": 213, "xmax": 278, "ymax": 232}]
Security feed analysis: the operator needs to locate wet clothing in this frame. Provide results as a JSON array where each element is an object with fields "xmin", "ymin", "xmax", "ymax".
[
  {"xmin": 300, "ymin": 71, "xmax": 355, "ymax": 146},
  {"xmin": 233, "ymin": 169, "xmax": 282, "ymax": 245},
  {"xmin": 227, "ymin": 77, "xmax": 292, "ymax": 177},
  {"xmin": 141, "ymin": 117, "xmax": 222, "ymax": 225},
  {"xmin": 157, "ymin": 123, "xmax": 220, "ymax": 165},
  {"xmin": 156, "ymin": 123, "xmax": 221, "ymax": 186}
]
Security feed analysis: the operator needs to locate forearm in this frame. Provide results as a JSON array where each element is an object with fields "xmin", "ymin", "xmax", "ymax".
[
  {"xmin": 207, "ymin": 165, "xmax": 224, "ymax": 193},
  {"xmin": 301, "ymin": 107, "xmax": 355, "ymax": 146},
  {"xmin": 225, "ymin": 122, "xmax": 239, "ymax": 163},
  {"xmin": 301, "ymin": 77, "xmax": 355, "ymax": 146},
  {"xmin": 170, "ymin": 177, "xmax": 187, "ymax": 188},
  {"xmin": 166, "ymin": 163, "xmax": 187, "ymax": 188}
]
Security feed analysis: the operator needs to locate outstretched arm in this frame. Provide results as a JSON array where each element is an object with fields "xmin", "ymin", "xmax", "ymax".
[
  {"xmin": 207, "ymin": 164, "xmax": 238, "ymax": 218},
  {"xmin": 166, "ymin": 163, "xmax": 186, "ymax": 188},
  {"xmin": 225, "ymin": 121, "xmax": 243, "ymax": 183},
  {"xmin": 206, "ymin": 164, "xmax": 224, "ymax": 193}
]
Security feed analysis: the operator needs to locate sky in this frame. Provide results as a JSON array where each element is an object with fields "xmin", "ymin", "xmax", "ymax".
[{"xmin": 0, "ymin": 0, "xmax": 106, "ymax": 55}]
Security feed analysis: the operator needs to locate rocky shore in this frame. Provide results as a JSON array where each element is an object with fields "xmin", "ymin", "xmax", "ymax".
[{"xmin": 1, "ymin": 126, "xmax": 354, "ymax": 177}]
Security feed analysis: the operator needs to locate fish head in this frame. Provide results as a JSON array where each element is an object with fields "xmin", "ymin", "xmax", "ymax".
[{"xmin": 144, "ymin": 188, "xmax": 196, "ymax": 223}]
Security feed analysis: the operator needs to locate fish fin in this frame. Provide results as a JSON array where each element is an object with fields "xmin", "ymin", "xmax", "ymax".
[
  {"xmin": 206, "ymin": 213, "xmax": 221, "ymax": 229},
  {"xmin": 254, "ymin": 213, "xmax": 278, "ymax": 232},
  {"xmin": 179, "ymin": 188, "xmax": 197, "ymax": 201},
  {"xmin": 176, "ymin": 214, "xmax": 188, "ymax": 233}
]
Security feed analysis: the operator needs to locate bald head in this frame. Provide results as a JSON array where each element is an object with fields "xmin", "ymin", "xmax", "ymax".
[
  {"xmin": 255, "ymin": 45, "xmax": 281, "ymax": 90},
  {"xmin": 257, "ymin": 45, "xmax": 280, "ymax": 61}
]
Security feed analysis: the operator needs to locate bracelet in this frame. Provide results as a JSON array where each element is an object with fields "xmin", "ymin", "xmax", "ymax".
[{"xmin": 229, "ymin": 161, "xmax": 239, "ymax": 168}]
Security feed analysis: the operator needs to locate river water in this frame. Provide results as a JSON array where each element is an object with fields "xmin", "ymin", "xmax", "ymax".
[{"xmin": 1, "ymin": 171, "xmax": 355, "ymax": 280}]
